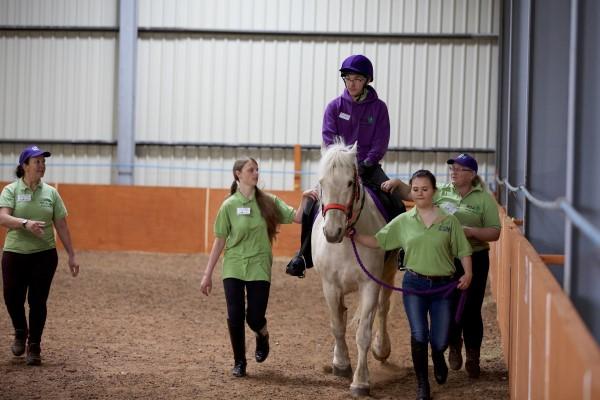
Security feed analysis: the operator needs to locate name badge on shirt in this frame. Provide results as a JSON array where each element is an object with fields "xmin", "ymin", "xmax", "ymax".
[
  {"xmin": 439, "ymin": 202, "xmax": 458, "ymax": 215},
  {"xmin": 339, "ymin": 112, "xmax": 350, "ymax": 121},
  {"xmin": 17, "ymin": 194, "xmax": 32, "ymax": 202},
  {"xmin": 237, "ymin": 207, "xmax": 251, "ymax": 216}
]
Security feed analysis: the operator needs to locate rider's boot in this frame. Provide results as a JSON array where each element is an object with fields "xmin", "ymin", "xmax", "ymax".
[{"xmin": 286, "ymin": 198, "xmax": 316, "ymax": 278}]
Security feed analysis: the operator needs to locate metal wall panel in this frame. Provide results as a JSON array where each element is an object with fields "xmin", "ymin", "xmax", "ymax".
[
  {"xmin": 0, "ymin": 0, "xmax": 499, "ymax": 190},
  {"xmin": 134, "ymin": 145, "xmax": 296, "ymax": 189},
  {"xmin": 0, "ymin": 142, "xmax": 494, "ymax": 190},
  {"xmin": 130, "ymin": 146, "xmax": 495, "ymax": 191},
  {"xmin": 136, "ymin": 36, "xmax": 498, "ymax": 150},
  {"xmin": 0, "ymin": 32, "xmax": 117, "ymax": 142},
  {"xmin": 0, "ymin": 143, "xmax": 115, "ymax": 184},
  {"xmin": 0, "ymin": 0, "xmax": 118, "ymax": 26},
  {"xmin": 138, "ymin": 0, "xmax": 499, "ymax": 34}
]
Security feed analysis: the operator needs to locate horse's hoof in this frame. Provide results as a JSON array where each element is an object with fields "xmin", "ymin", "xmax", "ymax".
[
  {"xmin": 371, "ymin": 346, "xmax": 391, "ymax": 362},
  {"xmin": 350, "ymin": 385, "xmax": 370, "ymax": 397},
  {"xmin": 332, "ymin": 364, "xmax": 353, "ymax": 378}
]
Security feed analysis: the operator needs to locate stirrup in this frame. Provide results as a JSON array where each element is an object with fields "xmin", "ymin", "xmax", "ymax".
[{"xmin": 285, "ymin": 255, "xmax": 306, "ymax": 278}]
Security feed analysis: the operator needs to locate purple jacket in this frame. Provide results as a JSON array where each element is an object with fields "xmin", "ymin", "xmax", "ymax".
[{"xmin": 322, "ymin": 86, "xmax": 390, "ymax": 164}]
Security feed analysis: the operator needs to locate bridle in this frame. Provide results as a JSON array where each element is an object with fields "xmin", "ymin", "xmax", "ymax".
[{"xmin": 321, "ymin": 167, "xmax": 365, "ymax": 229}]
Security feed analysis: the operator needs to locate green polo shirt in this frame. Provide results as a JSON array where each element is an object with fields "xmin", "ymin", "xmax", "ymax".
[
  {"xmin": 214, "ymin": 190, "xmax": 295, "ymax": 282},
  {"xmin": 375, "ymin": 207, "xmax": 472, "ymax": 276},
  {"xmin": 434, "ymin": 183, "xmax": 501, "ymax": 252},
  {"xmin": 0, "ymin": 179, "xmax": 67, "ymax": 254}
]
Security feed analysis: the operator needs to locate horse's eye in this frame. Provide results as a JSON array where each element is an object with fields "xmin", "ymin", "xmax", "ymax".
[{"xmin": 347, "ymin": 181, "xmax": 353, "ymax": 187}]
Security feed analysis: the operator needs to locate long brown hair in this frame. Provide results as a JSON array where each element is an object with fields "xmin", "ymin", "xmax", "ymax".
[
  {"xmin": 471, "ymin": 174, "xmax": 487, "ymax": 190},
  {"xmin": 230, "ymin": 157, "xmax": 283, "ymax": 243}
]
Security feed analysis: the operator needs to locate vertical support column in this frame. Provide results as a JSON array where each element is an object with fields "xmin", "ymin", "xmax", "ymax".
[
  {"xmin": 569, "ymin": 0, "xmax": 600, "ymax": 342},
  {"xmin": 564, "ymin": 0, "xmax": 580, "ymax": 296},
  {"xmin": 497, "ymin": 0, "xmax": 513, "ymax": 206},
  {"xmin": 525, "ymin": 0, "xmax": 570, "ymax": 277},
  {"xmin": 505, "ymin": 0, "xmax": 531, "ymax": 222},
  {"xmin": 293, "ymin": 144, "xmax": 302, "ymax": 191},
  {"xmin": 116, "ymin": 0, "xmax": 138, "ymax": 185}
]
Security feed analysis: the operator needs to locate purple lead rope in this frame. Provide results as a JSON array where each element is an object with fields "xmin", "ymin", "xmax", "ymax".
[{"xmin": 350, "ymin": 237, "xmax": 467, "ymax": 323}]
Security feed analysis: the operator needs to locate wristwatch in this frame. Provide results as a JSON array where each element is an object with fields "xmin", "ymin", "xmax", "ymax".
[{"xmin": 21, "ymin": 219, "xmax": 28, "ymax": 229}]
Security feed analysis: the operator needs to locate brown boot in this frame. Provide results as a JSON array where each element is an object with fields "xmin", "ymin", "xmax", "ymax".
[
  {"xmin": 26, "ymin": 343, "xmax": 42, "ymax": 366},
  {"xmin": 11, "ymin": 329, "xmax": 27, "ymax": 357},
  {"xmin": 465, "ymin": 347, "xmax": 481, "ymax": 378},
  {"xmin": 448, "ymin": 338, "xmax": 463, "ymax": 370}
]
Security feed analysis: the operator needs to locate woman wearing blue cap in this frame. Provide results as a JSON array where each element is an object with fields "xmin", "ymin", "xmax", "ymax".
[
  {"xmin": 0, "ymin": 145, "xmax": 79, "ymax": 366},
  {"xmin": 286, "ymin": 54, "xmax": 408, "ymax": 278},
  {"xmin": 437, "ymin": 153, "xmax": 501, "ymax": 378}
]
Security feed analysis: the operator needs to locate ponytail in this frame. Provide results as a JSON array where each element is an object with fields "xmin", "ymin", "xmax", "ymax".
[
  {"xmin": 15, "ymin": 164, "xmax": 24, "ymax": 178},
  {"xmin": 254, "ymin": 187, "xmax": 282, "ymax": 243},
  {"xmin": 230, "ymin": 180, "xmax": 238, "ymax": 195},
  {"xmin": 472, "ymin": 174, "xmax": 488, "ymax": 190}
]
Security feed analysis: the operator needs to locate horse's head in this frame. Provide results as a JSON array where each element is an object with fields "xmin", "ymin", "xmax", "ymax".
[{"xmin": 318, "ymin": 141, "xmax": 360, "ymax": 243}]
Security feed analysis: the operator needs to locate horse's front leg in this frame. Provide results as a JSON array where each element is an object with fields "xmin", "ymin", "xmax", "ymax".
[
  {"xmin": 322, "ymin": 282, "xmax": 352, "ymax": 378},
  {"xmin": 351, "ymin": 283, "xmax": 379, "ymax": 396}
]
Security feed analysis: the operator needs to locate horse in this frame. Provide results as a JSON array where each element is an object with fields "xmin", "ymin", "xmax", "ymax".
[{"xmin": 312, "ymin": 141, "xmax": 398, "ymax": 396}]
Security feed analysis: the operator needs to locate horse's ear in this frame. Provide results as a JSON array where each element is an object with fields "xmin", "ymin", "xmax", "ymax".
[{"xmin": 350, "ymin": 142, "xmax": 358, "ymax": 154}]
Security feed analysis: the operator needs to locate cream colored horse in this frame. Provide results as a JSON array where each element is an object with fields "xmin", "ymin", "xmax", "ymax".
[{"xmin": 312, "ymin": 142, "xmax": 397, "ymax": 397}]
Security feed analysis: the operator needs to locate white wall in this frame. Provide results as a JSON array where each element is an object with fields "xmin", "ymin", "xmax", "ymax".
[{"xmin": 0, "ymin": 0, "xmax": 500, "ymax": 190}]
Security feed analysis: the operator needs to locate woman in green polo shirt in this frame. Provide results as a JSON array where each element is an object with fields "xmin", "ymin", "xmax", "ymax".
[
  {"xmin": 437, "ymin": 154, "xmax": 501, "ymax": 378},
  {"xmin": 200, "ymin": 157, "xmax": 316, "ymax": 378},
  {"xmin": 352, "ymin": 170, "xmax": 472, "ymax": 400},
  {"xmin": 0, "ymin": 145, "xmax": 79, "ymax": 366}
]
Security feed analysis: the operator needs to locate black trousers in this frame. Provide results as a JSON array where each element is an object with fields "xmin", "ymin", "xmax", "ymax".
[
  {"xmin": 223, "ymin": 278, "xmax": 270, "ymax": 332},
  {"xmin": 2, "ymin": 249, "xmax": 58, "ymax": 344},
  {"xmin": 449, "ymin": 249, "xmax": 490, "ymax": 350}
]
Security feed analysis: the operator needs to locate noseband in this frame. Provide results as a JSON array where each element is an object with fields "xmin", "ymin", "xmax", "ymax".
[{"xmin": 321, "ymin": 168, "xmax": 364, "ymax": 227}]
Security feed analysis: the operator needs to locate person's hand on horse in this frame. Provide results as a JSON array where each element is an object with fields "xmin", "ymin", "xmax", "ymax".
[
  {"xmin": 302, "ymin": 188, "xmax": 319, "ymax": 201},
  {"xmin": 200, "ymin": 274, "xmax": 212, "ymax": 296},
  {"xmin": 381, "ymin": 179, "xmax": 402, "ymax": 193},
  {"xmin": 457, "ymin": 271, "xmax": 473, "ymax": 290},
  {"xmin": 345, "ymin": 227, "xmax": 356, "ymax": 238}
]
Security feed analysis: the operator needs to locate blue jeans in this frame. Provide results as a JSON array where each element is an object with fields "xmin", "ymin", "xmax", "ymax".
[{"xmin": 402, "ymin": 271, "xmax": 453, "ymax": 351}]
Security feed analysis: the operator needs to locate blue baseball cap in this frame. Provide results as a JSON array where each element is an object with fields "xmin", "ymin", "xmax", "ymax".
[
  {"xmin": 447, "ymin": 153, "xmax": 478, "ymax": 173},
  {"xmin": 19, "ymin": 145, "xmax": 51, "ymax": 165}
]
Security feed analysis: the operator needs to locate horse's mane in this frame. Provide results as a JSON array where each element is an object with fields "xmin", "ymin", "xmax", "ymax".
[{"xmin": 319, "ymin": 139, "xmax": 357, "ymax": 180}]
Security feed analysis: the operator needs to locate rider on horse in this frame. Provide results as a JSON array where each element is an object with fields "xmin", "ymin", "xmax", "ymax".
[{"xmin": 286, "ymin": 54, "xmax": 408, "ymax": 278}]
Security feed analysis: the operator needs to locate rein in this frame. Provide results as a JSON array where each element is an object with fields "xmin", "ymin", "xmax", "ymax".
[{"xmin": 349, "ymin": 237, "xmax": 467, "ymax": 323}]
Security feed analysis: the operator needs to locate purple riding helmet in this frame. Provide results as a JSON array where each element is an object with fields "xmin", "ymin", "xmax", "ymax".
[{"xmin": 339, "ymin": 54, "xmax": 374, "ymax": 82}]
